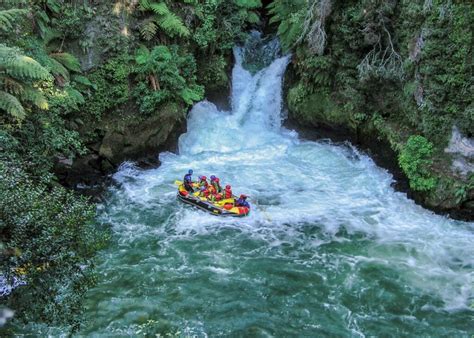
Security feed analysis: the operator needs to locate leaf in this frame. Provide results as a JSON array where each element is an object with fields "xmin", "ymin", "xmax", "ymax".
[
  {"xmin": 0, "ymin": 90, "xmax": 26, "ymax": 120},
  {"xmin": 72, "ymin": 75, "xmax": 94, "ymax": 88},
  {"xmin": 135, "ymin": 45, "xmax": 151, "ymax": 64},
  {"xmin": 0, "ymin": 9, "xmax": 28, "ymax": 32},
  {"xmin": 139, "ymin": 20, "xmax": 158, "ymax": 41},
  {"xmin": 21, "ymin": 86, "xmax": 49, "ymax": 110},
  {"xmin": 50, "ymin": 53, "xmax": 82, "ymax": 73}
]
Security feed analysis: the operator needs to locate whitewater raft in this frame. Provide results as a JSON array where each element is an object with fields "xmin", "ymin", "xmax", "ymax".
[{"xmin": 177, "ymin": 183, "xmax": 250, "ymax": 217}]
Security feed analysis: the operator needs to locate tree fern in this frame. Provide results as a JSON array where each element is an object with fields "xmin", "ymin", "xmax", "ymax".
[
  {"xmin": 45, "ymin": 57, "xmax": 70, "ymax": 81},
  {"xmin": 0, "ymin": 9, "xmax": 28, "ymax": 32},
  {"xmin": 0, "ymin": 90, "xmax": 25, "ymax": 120},
  {"xmin": 21, "ymin": 86, "xmax": 49, "ymax": 110},
  {"xmin": 157, "ymin": 12, "xmax": 190, "ymax": 37},
  {"xmin": 140, "ymin": 19, "xmax": 158, "ymax": 41},
  {"xmin": 0, "ymin": 44, "xmax": 52, "ymax": 120},
  {"xmin": 138, "ymin": 1, "xmax": 190, "ymax": 40},
  {"xmin": 1, "ymin": 45, "xmax": 52, "ymax": 81},
  {"xmin": 234, "ymin": 0, "xmax": 262, "ymax": 9},
  {"xmin": 49, "ymin": 53, "xmax": 81, "ymax": 73}
]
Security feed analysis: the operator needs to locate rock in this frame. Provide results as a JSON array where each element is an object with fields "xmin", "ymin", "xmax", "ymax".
[{"xmin": 445, "ymin": 125, "xmax": 474, "ymax": 177}]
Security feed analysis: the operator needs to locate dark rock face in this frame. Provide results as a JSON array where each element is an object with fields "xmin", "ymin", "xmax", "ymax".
[{"xmin": 55, "ymin": 112, "xmax": 185, "ymax": 196}]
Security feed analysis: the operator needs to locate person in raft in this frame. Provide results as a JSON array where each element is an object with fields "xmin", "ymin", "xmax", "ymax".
[
  {"xmin": 198, "ymin": 175, "xmax": 209, "ymax": 188},
  {"xmin": 235, "ymin": 194, "xmax": 250, "ymax": 208},
  {"xmin": 183, "ymin": 169, "xmax": 194, "ymax": 192},
  {"xmin": 224, "ymin": 185, "xmax": 233, "ymax": 199},
  {"xmin": 210, "ymin": 175, "xmax": 222, "ymax": 193}
]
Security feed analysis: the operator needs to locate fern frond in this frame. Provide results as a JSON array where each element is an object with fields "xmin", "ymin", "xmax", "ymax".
[
  {"xmin": 0, "ymin": 90, "xmax": 25, "ymax": 120},
  {"xmin": 21, "ymin": 86, "xmax": 49, "ymax": 110},
  {"xmin": 65, "ymin": 87, "xmax": 85, "ymax": 106},
  {"xmin": 50, "ymin": 53, "xmax": 81, "ymax": 73},
  {"xmin": 45, "ymin": 57, "xmax": 70, "ymax": 81},
  {"xmin": 0, "ymin": 45, "xmax": 52, "ymax": 81},
  {"xmin": 0, "ymin": 9, "xmax": 28, "ymax": 32},
  {"xmin": 72, "ymin": 75, "xmax": 94, "ymax": 88},
  {"xmin": 234, "ymin": 0, "xmax": 262, "ymax": 9},
  {"xmin": 246, "ymin": 11, "xmax": 260, "ymax": 24},
  {"xmin": 46, "ymin": 0, "xmax": 61, "ymax": 14},
  {"xmin": 157, "ymin": 13, "xmax": 190, "ymax": 37},
  {"xmin": 139, "ymin": 0, "xmax": 152, "ymax": 10},
  {"xmin": 43, "ymin": 29, "xmax": 62, "ymax": 48},
  {"xmin": 149, "ymin": 2, "xmax": 170, "ymax": 16},
  {"xmin": 140, "ymin": 20, "xmax": 158, "ymax": 40},
  {"xmin": 3, "ymin": 77, "xmax": 24, "ymax": 95}
]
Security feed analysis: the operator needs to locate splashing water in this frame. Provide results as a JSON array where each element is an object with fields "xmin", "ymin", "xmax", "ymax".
[{"xmin": 66, "ymin": 36, "xmax": 474, "ymax": 336}]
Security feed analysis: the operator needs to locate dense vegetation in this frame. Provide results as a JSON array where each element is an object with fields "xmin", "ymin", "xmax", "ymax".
[
  {"xmin": 0, "ymin": 0, "xmax": 262, "ymax": 332},
  {"xmin": 269, "ymin": 0, "xmax": 473, "ymax": 212},
  {"xmin": 0, "ymin": 0, "xmax": 472, "ymax": 333}
]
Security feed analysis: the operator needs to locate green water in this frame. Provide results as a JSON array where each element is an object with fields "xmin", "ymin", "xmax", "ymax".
[{"xmin": 73, "ymin": 42, "xmax": 474, "ymax": 336}]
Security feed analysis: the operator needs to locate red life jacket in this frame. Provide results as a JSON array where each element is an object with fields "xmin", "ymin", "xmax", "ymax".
[{"xmin": 224, "ymin": 189, "xmax": 232, "ymax": 199}]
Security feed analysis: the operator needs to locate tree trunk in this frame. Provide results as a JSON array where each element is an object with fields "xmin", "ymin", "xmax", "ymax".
[{"xmin": 149, "ymin": 74, "xmax": 160, "ymax": 91}]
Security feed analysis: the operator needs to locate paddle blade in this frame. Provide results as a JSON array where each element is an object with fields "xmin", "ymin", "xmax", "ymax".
[{"xmin": 174, "ymin": 180, "xmax": 183, "ymax": 185}]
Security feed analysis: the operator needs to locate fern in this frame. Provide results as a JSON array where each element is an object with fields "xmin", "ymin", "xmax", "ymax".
[
  {"xmin": 21, "ymin": 86, "xmax": 49, "ymax": 110},
  {"xmin": 49, "ymin": 53, "xmax": 81, "ymax": 73},
  {"xmin": 0, "ymin": 9, "xmax": 28, "ymax": 32},
  {"xmin": 149, "ymin": 2, "xmax": 170, "ymax": 15},
  {"xmin": 0, "ymin": 46, "xmax": 52, "ymax": 82},
  {"xmin": 72, "ymin": 75, "xmax": 94, "ymax": 88},
  {"xmin": 157, "ymin": 12, "xmax": 190, "ymax": 37},
  {"xmin": 46, "ymin": 57, "xmax": 70, "ymax": 81},
  {"xmin": 3, "ymin": 77, "xmax": 24, "ymax": 95},
  {"xmin": 0, "ymin": 44, "xmax": 52, "ymax": 120},
  {"xmin": 138, "ymin": 1, "xmax": 190, "ymax": 40},
  {"xmin": 140, "ymin": 20, "xmax": 158, "ymax": 41},
  {"xmin": 64, "ymin": 87, "xmax": 85, "ymax": 107},
  {"xmin": 0, "ymin": 90, "xmax": 26, "ymax": 120},
  {"xmin": 234, "ymin": 0, "xmax": 262, "ymax": 9}
]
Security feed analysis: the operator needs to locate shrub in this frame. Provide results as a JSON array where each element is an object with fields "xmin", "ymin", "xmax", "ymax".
[{"xmin": 398, "ymin": 135, "xmax": 436, "ymax": 191}]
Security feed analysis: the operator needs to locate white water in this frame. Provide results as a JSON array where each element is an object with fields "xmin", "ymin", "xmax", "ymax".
[{"xmin": 93, "ymin": 41, "xmax": 474, "ymax": 335}]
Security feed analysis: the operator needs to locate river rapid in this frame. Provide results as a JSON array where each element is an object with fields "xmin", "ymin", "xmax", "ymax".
[{"xmin": 77, "ymin": 36, "xmax": 474, "ymax": 336}]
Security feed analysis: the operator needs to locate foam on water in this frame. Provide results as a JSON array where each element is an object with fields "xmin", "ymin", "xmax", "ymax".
[{"xmin": 85, "ymin": 35, "xmax": 474, "ymax": 336}]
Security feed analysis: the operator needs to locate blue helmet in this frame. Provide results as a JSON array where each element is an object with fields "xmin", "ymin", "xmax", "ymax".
[
  {"xmin": 210, "ymin": 175, "xmax": 216, "ymax": 180},
  {"xmin": 188, "ymin": 169, "xmax": 193, "ymax": 174}
]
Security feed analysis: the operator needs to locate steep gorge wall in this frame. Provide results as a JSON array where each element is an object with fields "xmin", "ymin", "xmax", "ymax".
[{"xmin": 275, "ymin": 0, "xmax": 473, "ymax": 219}]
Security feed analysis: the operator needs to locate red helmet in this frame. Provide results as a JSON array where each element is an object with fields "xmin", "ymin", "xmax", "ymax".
[
  {"xmin": 215, "ymin": 177, "xmax": 220, "ymax": 182},
  {"xmin": 225, "ymin": 185, "xmax": 231, "ymax": 189},
  {"xmin": 240, "ymin": 194, "xmax": 247, "ymax": 199},
  {"xmin": 200, "ymin": 176, "xmax": 207, "ymax": 180}
]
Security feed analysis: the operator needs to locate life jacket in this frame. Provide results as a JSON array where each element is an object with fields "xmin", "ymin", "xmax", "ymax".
[
  {"xmin": 199, "ymin": 179, "xmax": 209, "ymax": 188},
  {"xmin": 224, "ymin": 188, "xmax": 232, "ymax": 199},
  {"xmin": 208, "ymin": 185, "xmax": 216, "ymax": 195},
  {"xmin": 184, "ymin": 173, "xmax": 192, "ymax": 183}
]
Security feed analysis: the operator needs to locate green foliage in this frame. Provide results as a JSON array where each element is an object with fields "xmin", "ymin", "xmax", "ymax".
[
  {"xmin": 0, "ymin": 161, "xmax": 109, "ymax": 330},
  {"xmin": 0, "ymin": 44, "xmax": 52, "ymax": 121},
  {"xmin": 399, "ymin": 135, "xmax": 437, "ymax": 191},
  {"xmin": 138, "ymin": 0, "xmax": 190, "ymax": 40},
  {"xmin": 0, "ymin": 8, "xmax": 28, "ymax": 32},
  {"xmin": 133, "ymin": 45, "xmax": 203, "ymax": 114},
  {"xmin": 83, "ymin": 54, "xmax": 132, "ymax": 119},
  {"xmin": 268, "ymin": 0, "xmax": 307, "ymax": 50}
]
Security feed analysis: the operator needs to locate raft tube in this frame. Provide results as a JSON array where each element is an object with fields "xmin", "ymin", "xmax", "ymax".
[{"xmin": 177, "ymin": 184, "xmax": 249, "ymax": 217}]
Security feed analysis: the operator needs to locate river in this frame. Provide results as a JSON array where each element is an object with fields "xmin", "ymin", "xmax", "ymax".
[{"xmin": 78, "ymin": 35, "xmax": 473, "ymax": 336}]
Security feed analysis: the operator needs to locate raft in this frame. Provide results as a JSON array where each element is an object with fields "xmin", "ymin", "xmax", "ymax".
[{"xmin": 177, "ymin": 182, "xmax": 250, "ymax": 217}]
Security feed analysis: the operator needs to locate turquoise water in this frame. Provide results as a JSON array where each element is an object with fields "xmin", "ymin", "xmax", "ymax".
[{"xmin": 78, "ymin": 38, "xmax": 474, "ymax": 336}]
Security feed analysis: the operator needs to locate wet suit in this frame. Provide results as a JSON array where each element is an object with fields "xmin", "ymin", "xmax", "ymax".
[{"xmin": 183, "ymin": 173, "xmax": 194, "ymax": 192}]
